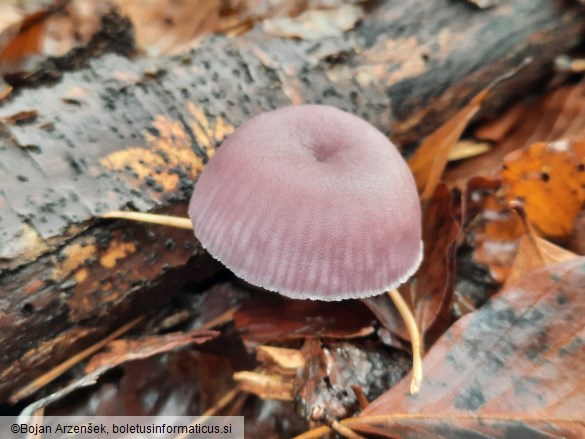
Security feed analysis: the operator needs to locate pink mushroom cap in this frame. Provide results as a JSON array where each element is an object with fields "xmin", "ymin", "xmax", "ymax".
[{"xmin": 189, "ymin": 105, "xmax": 422, "ymax": 301}]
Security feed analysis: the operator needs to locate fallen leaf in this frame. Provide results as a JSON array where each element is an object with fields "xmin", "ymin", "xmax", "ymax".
[
  {"xmin": 571, "ymin": 209, "xmax": 585, "ymax": 255},
  {"xmin": 446, "ymin": 78, "xmax": 585, "ymax": 184},
  {"xmin": 413, "ymin": 184, "xmax": 460, "ymax": 343},
  {"xmin": 0, "ymin": 10, "xmax": 48, "ymax": 62},
  {"xmin": 472, "ymin": 193, "xmax": 526, "ymax": 283},
  {"xmin": 474, "ymin": 103, "xmax": 526, "ymax": 143},
  {"xmin": 503, "ymin": 235, "xmax": 578, "ymax": 288},
  {"xmin": 349, "ymin": 256, "xmax": 585, "ymax": 438},
  {"xmin": 234, "ymin": 293, "xmax": 376, "ymax": 342},
  {"xmin": 413, "ymin": 56, "xmax": 537, "ymax": 195},
  {"xmin": 0, "ymin": 77, "xmax": 11, "ymax": 101},
  {"xmin": 111, "ymin": 0, "xmax": 224, "ymax": 55},
  {"xmin": 263, "ymin": 5, "xmax": 363, "ymax": 40},
  {"xmin": 85, "ymin": 329, "xmax": 218, "ymax": 373},
  {"xmin": 0, "ymin": 4, "xmax": 25, "ymax": 54},
  {"xmin": 409, "ymin": 86, "xmax": 490, "ymax": 199},
  {"xmin": 500, "ymin": 139, "xmax": 585, "ymax": 238}
]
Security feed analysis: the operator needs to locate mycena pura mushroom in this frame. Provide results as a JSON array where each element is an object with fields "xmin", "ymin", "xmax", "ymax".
[{"xmin": 103, "ymin": 105, "xmax": 424, "ymax": 393}]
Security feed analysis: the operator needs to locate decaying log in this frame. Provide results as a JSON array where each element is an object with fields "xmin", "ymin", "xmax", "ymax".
[{"xmin": 1, "ymin": 0, "xmax": 584, "ymax": 403}]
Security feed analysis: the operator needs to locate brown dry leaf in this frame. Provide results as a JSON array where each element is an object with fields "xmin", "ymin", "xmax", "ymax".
[
  {"xmin": 472, "ymin": 193, "xmax": 526, "ymax": 283},
  {"xmin": 338, "ymin": 256, "xmax": 585, "ymax": 438},
  {"xmin": 0, "ymin": 9, "xmax": 48, "ymax": 62},
  {"xmin": 408, "ymin": 87, "xmax": 490, "ymax": 200},
  {"xmin": 504, "ymin": 235, "xmax": 578, "ymax": 288},
  {"xmin": 263, "ymin": 4, "xmax": 363, "ymax": 40},
  {"xmin": 0, "ymin": 4, "xmax": 26, "ymax": 53},
  {"xmin": 234, "ymin": 294, "xmax": 376, "ymax": 342},
  {"xmin": 474, "ymin": 103, "xmax": 526, "ymax": 143},
  {"xmin": 571, "ymin": 210, "xmax": 585, "ymax": 254},
  {"xmin": 447, "ymin": 78, "xmax": 585, "ymax": 184},
  {"xmin": 111, "ymin": 0, "xmax": 226, "ymax": 56},
  {"xmin": 0, "ymin": 78, "xmax": 11, "ymax": 101},
  {"xmin": 412, "ymin": 184, "xmax": 460, "ymax": 343},
  {"xmin": 500, "ymin": 139, "xmax": 585, "ymax": 238},
  {"xmin": 85, "ymin": 330, "xmax": 218, "ymax": 373}
]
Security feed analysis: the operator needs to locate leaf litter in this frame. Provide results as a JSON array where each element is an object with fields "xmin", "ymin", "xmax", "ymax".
[{"xmin": 300, "ymin": 247, "xmax": 585, "ymax": 438}]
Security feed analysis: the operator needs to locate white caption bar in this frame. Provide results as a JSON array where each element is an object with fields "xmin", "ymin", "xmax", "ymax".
[{"xmin": 2, "ymin": 415, "xmax": 244, "ymax": 438}]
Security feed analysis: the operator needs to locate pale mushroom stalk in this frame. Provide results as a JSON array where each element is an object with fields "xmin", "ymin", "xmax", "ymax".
[{"xmin": 387, "ymin": 289, "xmax": 423, "ymax": 394}]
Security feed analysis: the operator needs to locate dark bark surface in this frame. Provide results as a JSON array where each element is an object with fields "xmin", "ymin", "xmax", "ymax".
[{"xmin": 1, "ymin": 0, "xmax": 584, "ymax": 403}]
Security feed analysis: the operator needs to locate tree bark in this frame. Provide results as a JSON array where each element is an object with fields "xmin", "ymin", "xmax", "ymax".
[{"xmin": 1, "ymin": 0, "xmax": 584, "ymax": 403}]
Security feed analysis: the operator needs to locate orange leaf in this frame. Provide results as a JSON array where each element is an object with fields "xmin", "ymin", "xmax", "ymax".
[
  {"xmin": 0, "ymin": 10, "xmax": 48, "ymax": 62},
  {"xmin": 408, "ymin": 87, "xmax": 490, "ymax": 200},
  {"xmin": 473, "ymin": 194, "xmax": 525, "ymax": 283},
  {"xmin": 501, "ymin": 139, "xmax": 585, "ymax": 238}
]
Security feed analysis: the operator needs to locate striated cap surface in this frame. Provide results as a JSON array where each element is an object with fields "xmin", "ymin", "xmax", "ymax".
[{"xmin": 189, "ymin": 105, "xmax": 422, "ymax": 301}]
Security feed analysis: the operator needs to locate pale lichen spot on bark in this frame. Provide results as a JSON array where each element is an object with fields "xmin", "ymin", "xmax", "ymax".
[
  {"xmin": 75, "ymin": 268, "xmax": 89, "ymax": 284},
  {"xmin": 99, "ymin": 241, "xmax": 136, "ymax": 268},
  {"xmin": 52, "ymin": 237, "xmax": 98, "ymax": 282},
  {"xmin": 102, "ymin": 146, "xmax": 181, "ymax": 192},
  {"xmin": 1, "ymin": 222, "xmax": 50, "ymax": 262},
  {"xmin": 100, "ymin": 108, "xmax": 233, "ymax": 192},
  {"xmin": 187, "ymin": 102, "xmax": 234, "ymax": 158}
]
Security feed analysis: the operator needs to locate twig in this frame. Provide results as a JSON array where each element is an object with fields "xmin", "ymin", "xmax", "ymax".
[
  {"xmin": 173, "ymin": 385, "xmax": 242, "ymax": 439},
  {"xmin": 11, "ymin": 316, "xmax": 144, "ymax": 403},
  {"xmin": 100, "ymin": 211, "xmax": 194, "ymax": 229},
  {"xmin": 351, "ymin": 385, "xmax": 370, "ymax": 410}
]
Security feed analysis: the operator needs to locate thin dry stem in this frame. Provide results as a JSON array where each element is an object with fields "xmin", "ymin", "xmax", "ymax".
[
  {"xmin": 100, "ymin": 211, "xmax": 194, "ymax": 230},
  {"xmin": 387, "ymin": 289, "xmax": 423, "ymax": 394},
  {"xmin": 173, "ymin": 385, "xmax": 242, "ymax": 439},
  {"xmin": 329, "ymin": 420, "xmax": 367, "ymax": 439},
  {"xmin": 11, "ymin": 316, "xmax": 144, "ymax": 403}
]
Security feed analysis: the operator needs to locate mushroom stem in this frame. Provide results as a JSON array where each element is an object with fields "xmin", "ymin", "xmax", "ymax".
[
  {"xmin": 387, "ymin": 289, "xmax": 423, "ymax": 395},
  {"xmin": 100, "ymin": 211, "xmax": 194, "ymax": 230}
]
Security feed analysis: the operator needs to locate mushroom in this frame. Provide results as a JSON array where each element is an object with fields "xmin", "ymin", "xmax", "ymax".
[
  {"xmin": 189, "ymin": 105, "xmax": 422, "ymax": 300},
  {"xmin": 103, "ymin": 104, "xmax": 424, "ymax": 392}
]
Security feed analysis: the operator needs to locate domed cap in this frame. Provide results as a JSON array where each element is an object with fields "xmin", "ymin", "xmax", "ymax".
[{"xmin": 189, "ymin": 105, "xmax": 422, "ymax": 301}]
